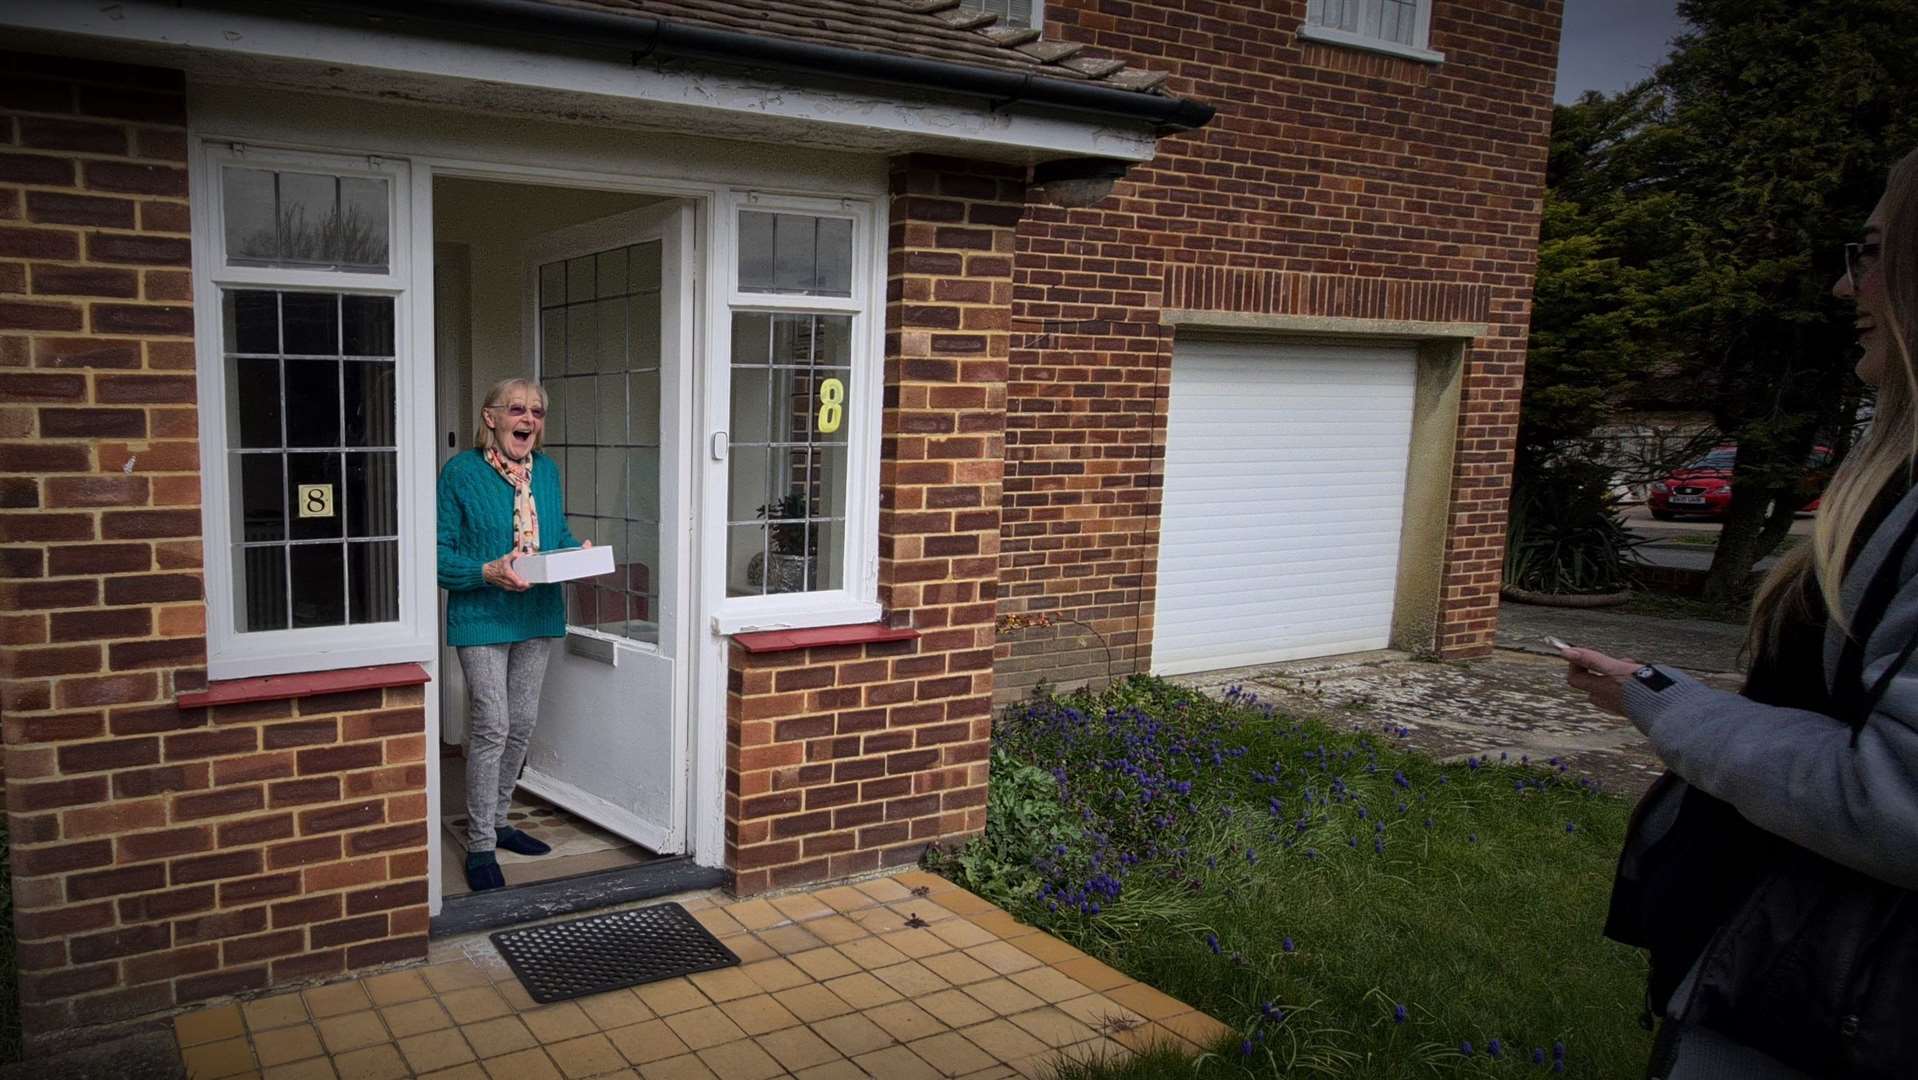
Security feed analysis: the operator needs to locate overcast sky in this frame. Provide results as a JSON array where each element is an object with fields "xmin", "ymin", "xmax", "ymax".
[{"xmin": 1554, "ymin": 0, "xmax": 1688, "ymax": 103}]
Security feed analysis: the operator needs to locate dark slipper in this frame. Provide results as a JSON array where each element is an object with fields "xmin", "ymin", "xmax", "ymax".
[
  {"xmin": 496, "ymin": 827, "xmax": 551, "ymax": 856},
  {"xmin": 464, "ymin": 852, "xmax": 506, "ymax": 892}
]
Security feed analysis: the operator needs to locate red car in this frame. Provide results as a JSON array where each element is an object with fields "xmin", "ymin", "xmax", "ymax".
[{"xmin": 1648, "ymin": 445, "xmax": 1832, "ymax": 521}]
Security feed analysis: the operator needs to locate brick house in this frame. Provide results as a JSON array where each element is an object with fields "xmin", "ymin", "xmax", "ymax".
[{"xmin": 0, "ymin": 0, "xmax": 1560, "ymax": 1045}]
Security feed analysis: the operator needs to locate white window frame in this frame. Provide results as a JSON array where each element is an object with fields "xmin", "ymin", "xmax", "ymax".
[
  {"xmin": 191, "ymin": 141, "xmax": 436, "ymax": 680},
  {"xmin": 706, "ymin": 190, "xmax": 884, "ymax": 635},
  {"xmin": 1300, "ymin": 0, "xmax": 1444, "ymax": 65},
  {"xmin": 958, "ymin": 0, "xmax": 1043, "ymax": 32}
]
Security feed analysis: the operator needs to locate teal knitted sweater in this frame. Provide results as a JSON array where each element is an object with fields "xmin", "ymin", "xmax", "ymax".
[{"xmin": 437, "ymin": 449, "xmax": 581, "ymax": 647}]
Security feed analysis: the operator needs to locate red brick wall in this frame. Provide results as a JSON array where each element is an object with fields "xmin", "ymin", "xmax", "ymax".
[
  {"xmin": 0, "ymin": 56, "xmax": 429, "ymax": 1037},
  {"xmin": 996, "ymin": 0, "xmax": 1563, "ymax": 693},
  {"xmin": 724, "ymin": 155, "xmax": 1021, "ymax": 895}
]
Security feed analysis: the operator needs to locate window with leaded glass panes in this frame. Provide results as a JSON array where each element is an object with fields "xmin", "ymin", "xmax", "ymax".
[{"xmin": 958, "ymin": 0, "xmax": 1038, "ymax": 30}]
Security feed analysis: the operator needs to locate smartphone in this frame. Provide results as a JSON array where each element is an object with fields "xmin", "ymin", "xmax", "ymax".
[{"xmin": 1541, "ymin": 635, "xmax": 1575, "ymax": 653}]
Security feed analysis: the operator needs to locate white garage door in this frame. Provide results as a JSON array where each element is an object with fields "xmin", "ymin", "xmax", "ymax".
[{"xmin": 1153, "ymin": 339, "xmax": 1417, "ymax": 676}]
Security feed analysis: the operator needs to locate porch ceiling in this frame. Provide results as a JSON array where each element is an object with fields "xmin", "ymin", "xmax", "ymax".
[{"xmin": 0, "ymin": 0, "xmax": 1171, "ymax": 165}]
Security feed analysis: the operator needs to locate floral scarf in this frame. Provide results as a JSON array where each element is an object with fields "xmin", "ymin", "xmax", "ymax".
[{"xmin": 483, "ymin": 447, "xmax": 539, "ymax": 557}]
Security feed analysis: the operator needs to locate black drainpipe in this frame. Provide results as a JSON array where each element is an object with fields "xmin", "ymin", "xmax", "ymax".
[{"xmin": 264, "ymin": 0, "xmax": 1216, "ymax": 133}]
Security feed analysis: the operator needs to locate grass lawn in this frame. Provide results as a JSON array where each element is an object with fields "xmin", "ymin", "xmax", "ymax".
[{"xmin": 929, "ymin": 677, "xmax": 1651, "ymax": 1078}]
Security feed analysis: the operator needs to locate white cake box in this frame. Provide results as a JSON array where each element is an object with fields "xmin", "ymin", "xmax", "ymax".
[{"xmin": 514, "ymin": 545, "xmax": 615, "ymax": 584}]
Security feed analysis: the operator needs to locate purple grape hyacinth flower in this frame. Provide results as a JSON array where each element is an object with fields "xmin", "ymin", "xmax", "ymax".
[{"xmin": 1393, "ymin": 1003, "xmax": 1407, "ymax": 1024}]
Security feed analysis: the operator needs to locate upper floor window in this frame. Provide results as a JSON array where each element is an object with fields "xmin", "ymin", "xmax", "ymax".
[
  {"xmin": 959, "ymin": 0, "xmax": 1039, "ymax": 31},
  {"xmin": 1301, "ymin": 0, "xmax": 1444, "ymax": 64}
]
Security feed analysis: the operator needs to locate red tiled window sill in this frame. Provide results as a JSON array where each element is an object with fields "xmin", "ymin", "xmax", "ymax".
[
  {"xmin": 731, "ymin": 624, "xmax": 919, "ymax": 654},
  {"xmin": 177, "ymin": 662, "xmax": 431, "ymax": 709}
]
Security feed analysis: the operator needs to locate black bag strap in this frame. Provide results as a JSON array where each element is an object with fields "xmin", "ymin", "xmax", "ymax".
[{"xmin": 1833, "ymin": 495, "xmax": 1918, "ymax": 733}]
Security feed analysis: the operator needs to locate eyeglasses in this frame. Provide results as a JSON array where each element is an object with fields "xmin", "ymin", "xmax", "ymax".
[
  {"xmin": 1844, "ymin": 241, "xmax": 1881, "ymax": 291},
  {"xmin": 487, "ymin": 404, "xmax": 546, "ymax": 420}
]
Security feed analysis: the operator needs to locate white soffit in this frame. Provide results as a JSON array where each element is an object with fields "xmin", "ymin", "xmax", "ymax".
[{"xmin": 0, "ymin": 1, "xmax": 1159, "ymax": 165}]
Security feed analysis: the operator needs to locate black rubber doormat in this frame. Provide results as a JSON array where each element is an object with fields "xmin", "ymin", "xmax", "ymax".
[{"xmin": 489, "ymin": 901, "xmax": 739, "ymax": 1004}]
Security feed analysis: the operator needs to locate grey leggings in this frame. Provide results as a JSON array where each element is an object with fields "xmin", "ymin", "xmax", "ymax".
[{"xmin": 457, "ymin": 640, "xmax": 552, "ymax": 853}]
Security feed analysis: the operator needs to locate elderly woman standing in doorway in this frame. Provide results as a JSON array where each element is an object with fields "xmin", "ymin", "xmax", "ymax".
[{"xmin": 438, "ymin": 377, "xmax": 589, "ymax": 892}]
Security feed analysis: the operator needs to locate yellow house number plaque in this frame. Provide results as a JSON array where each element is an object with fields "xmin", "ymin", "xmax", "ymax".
[
  {"xmin": 297, "ymin": 483, "xmax": 335, "ymax": 519},
  {"xmin": 816, "ymin": 377, "xmax": 845, "ymax": 435}
]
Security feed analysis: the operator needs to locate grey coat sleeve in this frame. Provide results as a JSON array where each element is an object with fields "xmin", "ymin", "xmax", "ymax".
[{"xmin": 1620, "ymin": 604, "xmax": 1918, "ymax": 890}]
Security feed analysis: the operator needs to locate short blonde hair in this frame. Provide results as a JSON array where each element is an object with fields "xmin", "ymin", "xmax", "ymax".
[{"xmin": 474, "ymin": 377, "xmax": 548, "ymax": 454}]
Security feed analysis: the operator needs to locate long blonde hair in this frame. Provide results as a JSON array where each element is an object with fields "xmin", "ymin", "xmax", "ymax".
[
  {"xmin": 1750, "ymin": 147, "xmax": 1918, "ymax": 653},
  {"xmin": 473, "ymin": 377, "xmax": 548, "ymax": 455}
]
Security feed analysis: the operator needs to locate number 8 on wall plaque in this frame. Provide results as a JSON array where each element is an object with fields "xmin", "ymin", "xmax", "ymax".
[{"xmin": 297, "ymin": 483, "xmax": 335, "ymax": 519}]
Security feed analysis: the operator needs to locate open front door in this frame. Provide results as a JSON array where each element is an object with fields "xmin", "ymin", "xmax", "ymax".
[{"xmin": 518, "ymin": 203, "xmax": 694, "ymax": 854}]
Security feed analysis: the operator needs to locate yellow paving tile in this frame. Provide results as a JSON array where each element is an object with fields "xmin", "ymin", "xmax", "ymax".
[
  {"xmin": 820, "ymin": 971, "xmax": 901, "ymax": 1010},
  {"xmin": 852, "ymin": 1044, "xmax": 943, "ymax": 1080},
  {"xmin": 835, "ymin": 936, "xmax": 909, "ymax": 970},
  {"xmin": 496, "ymin": 980, "xmax": 541, "ymax": 1012},
  {"xmin": 545, "ymin": 1032, "xmax": 626, "ymax": 1079},
  {"xmin": 789, "ymin": 946, "xmax": 859, "ymax": 982},
  {"xmin": 928, "ymin": 920, "xmax": 996, "ymax": 951},
  {"xmin": 954, "ymin": 1068, "xmax": 1019, "ymax": 1080},
  {"xmin": 1007, "ymin": 966, "xmax": 1091, "ymax": 1005},
  {"xmin": 634, "ymin": 980, "xmax": 709, "ymax": 1017},
  {"xmin": 422, "ymin": 1065, "xmax": 492, "ymax": 1080},
  {"xmin": 178, "ymin": 1004, "xmax": 246, "ymax": 1048},
  {"xmin": 461, "ymin": 1016, "xmax": 538, "ymax": 1058},
  {"xmin": 332, "ymin": 1042, "xmax": 409, "ymax": 1080},
  {"xmin": 908, "ymin": 1031, "xmax": 1002, "ymax": 1077},
  {"xmin": 722, "ymin": 899, "xmax": 784, "ymax": 931},
  {"xmin": 917, "ymin": 988, "xmax": 997, "ymax": 1030},
  {"xmin": 853, "ymin": 877, "xmax": 914, "ymax": 903},
  {"xmin": 521, "ymin": 1001, "xmax": 598, "ymax": 1043},
  {"xmin": 754, "ymin": 923, "xmax": 823, "ymax": 955},
  {"xmin": 253, "ymin": 1024, "xmax": 325, "ymax": 1068},
  {"xmin": 964, "ymin": 941, "xmax": 1042, "ymax": 976},
  {"xmin": 304, "ymin": 982, "xmax": 374, "ymax": 1020},
  {"xmin": 810, "ymin": 886, "xmax": 876, "ymax": 913},
  {"xmin": 605, "ymin": 1019, "xmax": 690, "ymax": 1065},
  {"xmin": 717, "ymin": 994, "xmax": 801, "ymax": 1036},
  {"xmin": 317, "ymin": 1011, "xmax": 390, "ymax": 1055},
  {"xmin": 725, "ymin": 936, "xmax": 777, "ymax": 964},
  {"xmin": 1054, "ymin": 993, "xmax": 1145, "ymax": 1035},
  {"xmin": 181, "ymin": 1036, "xmax": 256, "ymax": 1079},
  {"xmin": 967, "ymin": 910, "xmax": 1036, "ymax": 940},
  {"xmin": 932, "ymin": 890, "xmax": 999, "ymax": 918},
  {"xmin": 479, "ymin": 1047, "xmax": 564, "ymax": 1080},
  {"xmin": 691, "ymin": 909, "xmax": 746, "ymax": 938},
  {"xmin": 576, "ymin": 989, "xmax": 653, "ymax": 1031},
  {"xmin": 865, "ymin": 1000, "xmax": 947, "ymax": 1043},
  {"xmin": 768, "ymin": 893, "xmax": 836, "ymax": 922},
  {"xmin": 263, "ymin": 1057, "xmax": 337, "ymax": 1080},
  {"xmin": 810, "ymin": 1011, "xmax": 895, "ymax": 1056},
  {"xmin": 755, "ymin": 1025, "xmax": 842, "ymax": 1072},
  {"xmin": 441, "ymin": 986, "xmax": 513, "ymax": 1025},
  {"xmin": 1158, "ymin": 1009, "xmax": 1234, "ymax": 1049},
  {"xmin": 363, "ymin": 970, "xmax": 434, "ymax": 1007},
  {"xmin": 920, "ymin": 950, "xmax": 996, "ymax": 987},
  {"xmin": 397, "ymin": 1029, "xmax": 476, "ymax": 1074},
  {"xmin": 961, "ymin": 979, "xmax": 1044, "ymax": 1017},
  {"xmin": 792, "ymin": 1061, "xmax": 869, "ymax": 1080},
  {"xmin": 1110, "ymin": 1021, "xmax": 1194, "ymax": 1055},
  {"xmin": 694, "ymin": 1038, "xmax": 784, "ymax": 1080},
  {"xmin": 848, "ymin": 906, "xmax": 911, "ymax": 935},
  {"xmin": 890, "ymin": 899, "xmax": 958, "ymax": 923},
  {"xmin": 423, "ymin": 962, "xmax": 493, "ymax": 993},
  {"xmin": 739, "ymin": 957, "xmax": 810, "ymax": 993},
  {"xmin": 800, "ymin": 915, "xmax": 868, "ymax": 945},
  {"xmin": 872, "ymin": 960, "xmax": 950, "ymax": 998},
  {"xmin": 1102, "ymin": 982, "xmax": 1191, "ymax": 1022},
  {"xmin": 662, "ymin": 1005, "xmax": 747, "ymax": 1051},
  {"xmin": 890, "ymin": 870, "xmax": 957, "ymax": 894},
  {"xmin": 1051, "ymin": 956, "xmax": 1132, "ymax": 994},
  {"xmin": 381, "ymin": 998, "xmax": 454, "ymax": 1038},
  {"xmin": 1009, "ymin": 933, "xmax": 1084, "ymax": 965},
  {"xmin": 686, "ymin": 965, "xmax": 759, "ymax": 1004},
  {"xmin": 957, "ymin": 1019, "xmax": 1049, "ymax": 1063},
  {"xmin": 880, "ymin": 928, "xmax": 955, "ymax": 959},
  {"xmin": 636, "ymin": 1053, "xmax": 719, "ymax": 1079},
  {"xmin": 244, "ymin": 994, "xmax": 311, "ymax": 1032},
  {"xmin": 1008, "ymin": 1007, "xmax": 1098, "ymax": 1049},
  {"xmin": 771, "ymin": 983, "xmax": 855, "ymax": 1024}
]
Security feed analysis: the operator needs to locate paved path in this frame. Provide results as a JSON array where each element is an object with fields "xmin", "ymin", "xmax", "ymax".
[{"xmin": 1497, "ymin": 601, "xmax": 1746, "ymax": 674}]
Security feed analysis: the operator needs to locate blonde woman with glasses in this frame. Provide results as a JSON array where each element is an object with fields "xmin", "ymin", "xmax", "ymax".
[
  {"xmin": 1559, "ymin": 149, "xmax": 1918, "ymax": 1078},
  {"xmin": 437, "ymin": 377, "xmax": 590, "ymax": 892}
]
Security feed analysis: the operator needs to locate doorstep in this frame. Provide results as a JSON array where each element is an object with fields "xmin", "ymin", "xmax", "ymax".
[{"xmin": 168, "ymin": 870, "xmax": 1230, "ymax": 1078}]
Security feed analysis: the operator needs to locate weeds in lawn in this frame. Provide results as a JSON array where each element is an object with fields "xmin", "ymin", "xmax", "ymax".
[{"xmin": 927, "ymin": 676, "xmax": 1649, "ymax": 1078}]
